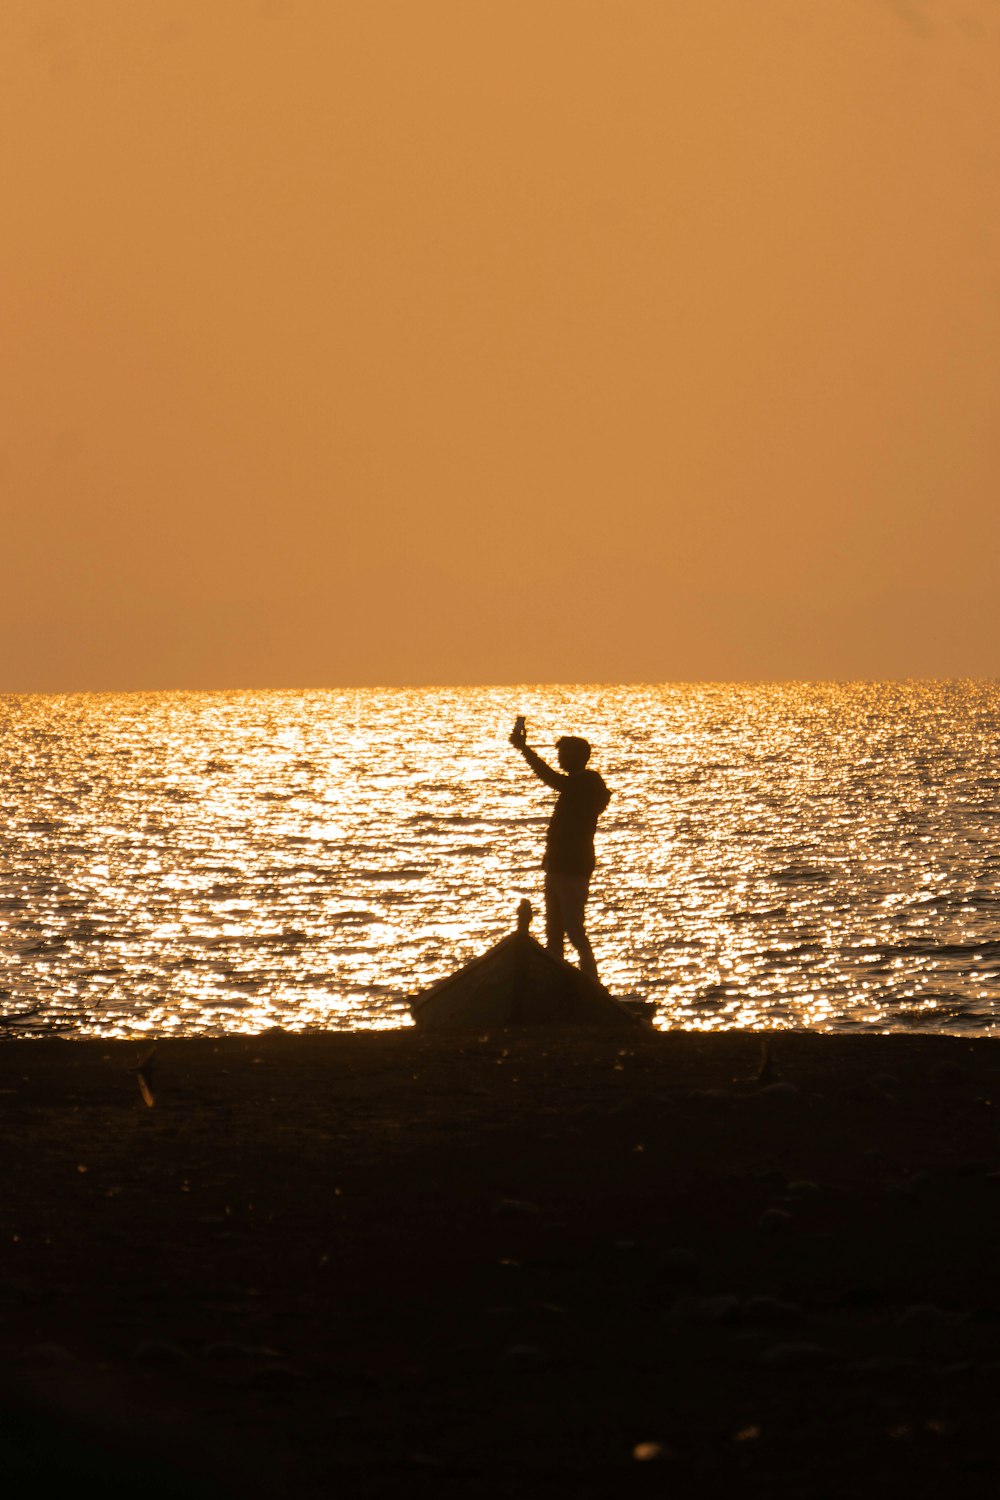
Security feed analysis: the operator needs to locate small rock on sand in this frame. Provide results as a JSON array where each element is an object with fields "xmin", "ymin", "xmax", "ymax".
[
  {"xmin": 897, "ymin": 1303, "xmax": 965, "ymax": 1327},
  {"xmin": 743, "ymin": 1295, "xmax": 802, "ymax": 1326},
  {"xmin": 670, "ymin": 1293, "xmax": 741, "ymax": 1324},
  {"xmin": 632, "ymin": 1441, "xmax": 672, "ymax": 1462},
  {"xmin": 753, "ymin": 1082, "xmax": 800, "ymax": 1102}
]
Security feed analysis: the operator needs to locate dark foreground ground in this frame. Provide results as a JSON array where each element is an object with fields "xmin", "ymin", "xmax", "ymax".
[{"xmin": 2, "ymin": 1027, "xmax": 1000, "ymax": 1498}]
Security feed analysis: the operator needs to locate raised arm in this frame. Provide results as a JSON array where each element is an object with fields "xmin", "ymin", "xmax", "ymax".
[
  {"xmin": 510, "ymin": 728, "xmax": 567, "ymax": 791},
  {"xmin": 522, "ymin": 744, "xmax": 568, "ymax": 790}
]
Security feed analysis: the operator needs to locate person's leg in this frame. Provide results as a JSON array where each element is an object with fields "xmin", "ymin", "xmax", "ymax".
[
  {"xmin": 544, "ymin": 872, "xmax": 565, "ymax": 959},
  {"xmin": 557, "ymin": 875, "xmax": 599, "ymax": 983}
]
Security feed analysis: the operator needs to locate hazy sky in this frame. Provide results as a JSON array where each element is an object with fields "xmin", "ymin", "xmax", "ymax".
[{"xmin": 2, "ymin": 0, "xmax": 998, "ymax": 689}]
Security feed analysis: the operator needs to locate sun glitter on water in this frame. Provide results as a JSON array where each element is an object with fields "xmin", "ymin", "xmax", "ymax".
[{"xmin": 2, "ymin": 683, "xmax": 1000, "ymax": 1038}]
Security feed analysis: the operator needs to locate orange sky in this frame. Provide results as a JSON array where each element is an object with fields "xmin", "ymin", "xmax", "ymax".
[{"xmin": 2, "ymin": 0, "xmax": 998, "ymax": 689}]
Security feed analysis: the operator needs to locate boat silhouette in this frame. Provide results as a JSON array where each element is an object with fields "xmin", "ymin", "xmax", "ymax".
[{"xmin": 410, "ymin": 900, "xmax": 648, "ymax": 1030}]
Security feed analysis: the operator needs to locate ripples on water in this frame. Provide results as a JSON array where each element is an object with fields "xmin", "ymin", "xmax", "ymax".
[{"xmin": 2, "ymin": 683, "xmax": 999, "ymax": 1037}]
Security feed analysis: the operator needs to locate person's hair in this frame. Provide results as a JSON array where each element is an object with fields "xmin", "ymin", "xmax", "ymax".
[{"xmin": 556, "ymin": 736, "xmax": 591, "ymax": 771}]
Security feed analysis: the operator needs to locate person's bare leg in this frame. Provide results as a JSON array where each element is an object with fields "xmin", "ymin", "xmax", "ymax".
[
  {"xmin": 570, "ymin": 930, "xmax": 598, "ymax": 982},
  {"xmin": 544, "ymin": 873, "xmax": 565, "ymax": 959},
  {"xmin": 567, "ymin": 925, "xmax": 598, "ymax": 983},
  {"xmin": 560, "ymin": 876, "xmax": 599, "ymax": 983}
]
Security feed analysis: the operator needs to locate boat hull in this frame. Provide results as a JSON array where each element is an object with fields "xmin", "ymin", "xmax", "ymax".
[{"xmin": 409, "ymin": 932, "xmax": 643, "ymax": 1030}]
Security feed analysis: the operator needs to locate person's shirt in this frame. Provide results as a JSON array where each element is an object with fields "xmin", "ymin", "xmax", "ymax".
[{"xmin": 521, "ymin": 748, "xmax": 611, "ymax": 875}]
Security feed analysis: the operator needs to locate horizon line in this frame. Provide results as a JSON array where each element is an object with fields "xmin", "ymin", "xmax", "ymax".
[{"xmin": 2, "ymin": 676, "xmax": 997, "ymax": 698}]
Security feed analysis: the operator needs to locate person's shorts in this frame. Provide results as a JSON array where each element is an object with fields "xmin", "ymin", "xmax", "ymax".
[{"xmin": 544, "ymin": 872, "xmax": 591, "ymax": 931}]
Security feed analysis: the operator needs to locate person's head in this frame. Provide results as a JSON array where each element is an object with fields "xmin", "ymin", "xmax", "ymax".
[{"xmin": 556, "ymin": 736, "xmax": 591, "ymax": 773}]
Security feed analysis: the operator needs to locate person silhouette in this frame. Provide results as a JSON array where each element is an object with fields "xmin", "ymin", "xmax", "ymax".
[{"xmin": 509, "ymin": 720, "xmax": 611, "ymax": 983}]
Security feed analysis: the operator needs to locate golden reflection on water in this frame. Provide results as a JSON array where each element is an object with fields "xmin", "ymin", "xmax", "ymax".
[{"xmin": 2, "ymin": 684, "xmax": 1000, "ymax": 1038}]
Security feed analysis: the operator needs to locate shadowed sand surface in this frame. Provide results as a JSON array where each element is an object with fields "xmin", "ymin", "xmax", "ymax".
[{"xmin": 3, "ymin": 1029, "xmax": 1000, "ymax": 1497}]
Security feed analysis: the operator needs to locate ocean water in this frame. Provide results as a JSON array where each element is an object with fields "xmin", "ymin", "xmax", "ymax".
[{"xmin": 2, "ymin": 683, "xmax": 999, "ymax": 1038}]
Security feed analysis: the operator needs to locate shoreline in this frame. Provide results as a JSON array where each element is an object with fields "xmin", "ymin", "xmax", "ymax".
[
  {"xmin": 5, "ymin": 1019, "xmax": 1000, "ymax": 1042},
  {"xmin": 4, "ymin": 1028, "xmax": 1000, "ymax": 1496}
]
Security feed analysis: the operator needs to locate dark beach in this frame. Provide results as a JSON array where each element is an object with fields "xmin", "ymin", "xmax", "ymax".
[{"xmin": 4, "ymin": 1028, "xmax": 1000, "ymax": 1497}]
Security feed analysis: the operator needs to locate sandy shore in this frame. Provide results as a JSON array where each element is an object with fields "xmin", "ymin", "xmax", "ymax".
[{"xmin": 3, "ymin": 1027, "xmax": 1000, "ymax": 1497}]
